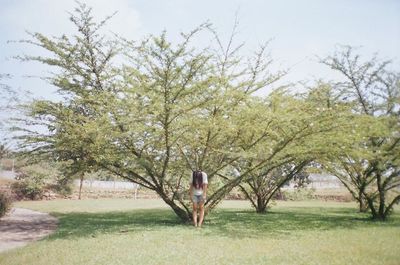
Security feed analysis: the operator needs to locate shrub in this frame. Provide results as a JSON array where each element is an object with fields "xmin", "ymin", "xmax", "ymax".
[
  {"xmin": 278, "ymin": 188, "xmax": 316, "ymax": 201},
  {"xmin": 11, "ymin": 163, "xmax": 58, "ymax": 200},
  {"xmin": 11, "ymin": 162, "xmax": 75, "ymax": 199},
  {"xmin": 11, "ymin": 180, "xmax": 44, "ymax": 200},
  {"xmin": 0, "ymin": 192, "xmax": 12, "ymax": 218},
  {"xmin": 50, "ymin": 176, "xmax": 74, "ymax": 196}
]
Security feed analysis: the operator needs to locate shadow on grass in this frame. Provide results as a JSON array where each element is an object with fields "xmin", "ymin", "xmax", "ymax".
[
  {"xmin": 205, "ymin": 207, "xmax": 400, "ymax": 238},
  {"xmin": 48, "ymin": 207, "xmax": 400, "ymax": 240},
  {"xmin": 48, "ymin": 209, "xmax": 182, "ymax": 240}
]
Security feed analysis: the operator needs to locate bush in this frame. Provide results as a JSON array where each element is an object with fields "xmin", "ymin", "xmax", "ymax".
[
  {"xmin": 11, "ymin": 181, "xmax": 44, "ymax": 200},
  {"xmin": 0, "ymin": 192, "xmax": 12, "ymax": 218},
  {"xmin": 50, "ymin": 176, "xmax": 74, "ymax": 196},
  {"xmin": 278, "ymin": 188, "xmax": 316, "ymax": 201},
  {"xmin": 11, "ymin": 162, "xmax": 75, "ymax": 199},
  {"xmin": 11, "ymin": 163, "xmax": 58, "ymax": 200}
]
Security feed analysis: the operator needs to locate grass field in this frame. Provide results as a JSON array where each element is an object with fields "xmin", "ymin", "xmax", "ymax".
[{"xmin": 1, "ymin": 199, "xmax": 399, "ymax": 265}]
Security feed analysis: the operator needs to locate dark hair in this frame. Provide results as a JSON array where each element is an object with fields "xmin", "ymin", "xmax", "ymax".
[{"xmin": 192, "ymin": 170, "xmax": 203, "ymax": 189}]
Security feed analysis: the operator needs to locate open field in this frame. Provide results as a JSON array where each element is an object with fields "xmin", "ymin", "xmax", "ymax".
[{"xmin": 1, "ymin": 199, "xmax": 399, "ymax": 265}]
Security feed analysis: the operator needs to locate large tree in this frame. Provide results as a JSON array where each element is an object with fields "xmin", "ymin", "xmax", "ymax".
[
  {"xmin": 15, "ymin": 3, "xmax": 119, "ymax": 199},
  {"xmin": 84, "ymin": 25, "xmax": 291, "ymax": 220},
  {"xmin": 321, "ymin": 46, "xmax": 400, "ymax": 220},
  {"xmin": 15, "ymin": 3, "xmax": 287, "ymax": 221},
  {"xmin": 234, "ymin": 88, "xmax": 356, "ymax": 213},
  {"xmin": 305, "ymin": 82, "xmax": 374, "ymax": 212}
]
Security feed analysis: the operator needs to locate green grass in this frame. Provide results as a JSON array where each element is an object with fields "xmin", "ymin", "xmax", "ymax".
[{"xmin": 1, "ymin": 199, "xmax": 399, "ymax": 265}]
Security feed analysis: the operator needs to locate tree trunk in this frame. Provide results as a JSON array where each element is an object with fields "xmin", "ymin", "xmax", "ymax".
[
  {"xmin": 255, "ymin": 195, "xmax": 267, "ymax": 213},
  {"xmin": 359, "ymin": 198, "xmax": 368, "ymax": 213},
  {"xmin": 159, "ymin": 193, "xmax": 191, "ymax": 222},
  {"xmin": 358, "ymin": 189, "xmax": 368, "ymax": 213},
  {"xmin": 366, "ymin": 194, "xmax": 386, "ymax": 221},
  {"xmin": 376, "ymin": 173, "xmax": 387, "ymax": 221},
  {"xmin": 378, "ymin": 193, "xmax": 386, "ymax": 219},
  {"xmin": 78, "ymin": 173, "xmax": 84, "ymax": 200}
]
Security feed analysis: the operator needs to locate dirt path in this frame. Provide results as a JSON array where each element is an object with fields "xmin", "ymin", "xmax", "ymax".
[{"xmin": 0, "ymin": 208, "xmax": 58, "ymax": 253}]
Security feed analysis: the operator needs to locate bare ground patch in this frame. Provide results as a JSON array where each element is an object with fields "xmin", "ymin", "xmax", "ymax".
[{"xmin": 0, "ymin": 208, "xmax": 58, "ymax": 253}]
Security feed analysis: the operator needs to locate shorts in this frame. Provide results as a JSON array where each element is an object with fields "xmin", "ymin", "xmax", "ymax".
[{"xmin": 192, "ymin": 195, "xmax": 205, "ymax": 204}]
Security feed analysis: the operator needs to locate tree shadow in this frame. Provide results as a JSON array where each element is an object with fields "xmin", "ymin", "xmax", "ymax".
[
  {"xmin": 47, "ymin": 209, "xmax": 182, "ymax": 240},
  {"xmin": 46, "ymin": 207, "xmax": 400, "ymax": 240},
  {"xmin": 204, "ymin": 207, "xmax": 400, "ymax": 239}
]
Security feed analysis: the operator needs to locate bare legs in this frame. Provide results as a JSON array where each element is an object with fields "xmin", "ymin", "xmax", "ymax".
[
  {"xmin": 192, "ymin": 203, "xmax": 198, "ymax": 227},
  {"xmin": 198, "ymin": 203, "xmax": 205, "ymax": 227},
  {"xmin": 192, "ymin": 202, "xmax": 205, "ymax": 227}
]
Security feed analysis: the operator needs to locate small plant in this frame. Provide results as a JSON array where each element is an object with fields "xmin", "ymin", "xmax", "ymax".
[
  {"xmin": 279, "ymin": 188, "xmax": 316, "ymax": 201},
  {"xmin": 0, "ymin": 192, "xmax": 12, "ymax": 217},
  {"xmin": 11, "ymin": 180, "xmax": 45, "ymax": 200},
  {"xmin": 51, "ymin": 176, "xmax": 74, "ymax": 197},
  {"xmin": 11, "ymin": 163, "xmax": 58, "ymax": 200}
]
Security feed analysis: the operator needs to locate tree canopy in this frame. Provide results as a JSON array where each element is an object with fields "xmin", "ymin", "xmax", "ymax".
[{"xmin": 12, "ymin": 3, "xmax": 400, "ymax": 222}]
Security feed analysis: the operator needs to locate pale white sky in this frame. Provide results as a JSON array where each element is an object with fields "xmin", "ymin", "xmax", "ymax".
[{"xmin": 0, "ymin": 0, "xmax": 399, "ymax": 103}]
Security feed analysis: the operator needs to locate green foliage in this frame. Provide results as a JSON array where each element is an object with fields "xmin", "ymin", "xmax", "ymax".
[
  {"xmin": 11, "ymin": 162, "xmax": 61, "ymax": 200},
  {"xmin": 0, "ymin": 143, "xmax": 16, "ymax": 172},
  {"xmin": 0, "ymin": 144, "xmax": 10, "ymax": 160},
  {"xmin": 279, "ymin": 188, "xmax": 316, "ymax": 201},
  {"xmin": 235, "ymin": 87, "xmax": 357, "ymax": 213},
  {"xmin": 13, "ymin": 3, "xmax": 399, "ymax": 223},
  {"xmin": 50, "ymin": 176, "xmax": 74, "ymax": 196},
  {"xmin": 14, "ymin": 3, "xmax": 288, "ymax": 221},
  {"xmin": 0, "ymin": 74, "xmax": 17, "ymax": 137},
  {"xmin": 0, "ymin": 192, "xmax": 12, "ymax": 218},
  {"xmin": 320, "ymin": 46, "xmax": 400, "ymax": 220}
]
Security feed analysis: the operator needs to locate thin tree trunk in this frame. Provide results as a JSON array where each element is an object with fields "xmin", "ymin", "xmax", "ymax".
[
  {"xmin": 78, "ymin": 173, "xmax": 84, "ymax": 200},
  {"xmin": 239, "ymin": 184, "xmax": 257, "ymax": 209},
  {"xmin": 358, "ymin": 188, "xmax": 368, "ymax": 213},
  {"xmin": 377, "ymin": 173, "xmax": 386, "ymax": 220},
  {"xmin": 366, "ymin": 196, "xmax": 377, "ymax": 219}
]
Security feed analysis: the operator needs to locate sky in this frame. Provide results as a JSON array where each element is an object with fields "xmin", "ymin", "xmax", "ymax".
[
  {"xmin": 0, "ymin": 0, "xmax": 399, "ymax": 97},
  {"xmin": 0, "ymin": 0, "xmax": 399, "ymax": 134}
]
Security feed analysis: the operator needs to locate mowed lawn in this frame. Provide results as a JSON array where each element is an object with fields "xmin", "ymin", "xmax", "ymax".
[{"xmin": 1, "ymin": 199, "xmax": 399, "ymax": 265}]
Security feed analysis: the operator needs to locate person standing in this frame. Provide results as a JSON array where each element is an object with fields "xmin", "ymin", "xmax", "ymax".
[{"xmin": 189, "ymin": 170, "xmax": 208, "ymax": 227}]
